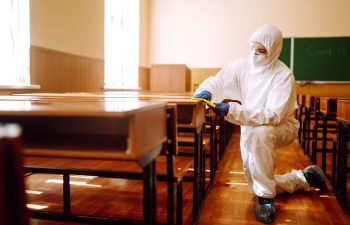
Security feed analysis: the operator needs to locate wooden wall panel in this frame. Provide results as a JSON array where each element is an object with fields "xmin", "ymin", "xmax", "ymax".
[
  {"xmin": 190, "ymin": 68, "xmax": 220, "ymax": 92},
  {"xmin": 30, "ymin": 46, "xmax": 104, "ymax": 93},
  {"xmin": 150, "ymin": 64, "xmax": 191, "ymax": 92},
  {"xmin": 29, "ymin": 48, "xmax": 350, "ymax": 96}
]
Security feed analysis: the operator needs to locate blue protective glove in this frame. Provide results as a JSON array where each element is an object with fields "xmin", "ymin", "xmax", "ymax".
[
  {"xmin": 213, "ymin": 103, "xmax": 230, "ymax": 117},
  {"xmin": 193, "ymin": 91, "xmax": 212, "ymax": 101}
]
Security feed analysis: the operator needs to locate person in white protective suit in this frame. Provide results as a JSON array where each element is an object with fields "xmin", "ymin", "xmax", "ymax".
[{"xmin": 194, "ymin": 24, "xmax": 327, "ymax": 224}]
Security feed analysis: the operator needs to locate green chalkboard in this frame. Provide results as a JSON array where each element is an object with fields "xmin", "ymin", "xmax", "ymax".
[
  {"xmin": 279, "ymin": 38, "xmax": 291, "ymax": 68},
  {"xmin": 294, "ymin": 37, "xmax": 350, "ymax": 81}
]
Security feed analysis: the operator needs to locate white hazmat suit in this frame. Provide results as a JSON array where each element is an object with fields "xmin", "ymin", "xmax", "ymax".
[{"xmin": 195, "ymin": 24, "xmax": 310, "ymax": 199}]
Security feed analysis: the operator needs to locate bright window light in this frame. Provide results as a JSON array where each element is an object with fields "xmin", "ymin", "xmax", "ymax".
[
  {"xmin": 104, "ymin": 0, "xmax": 139, "ymax": 89},
  {"xmin": 0, "ymin": 0, "xmax": 30, "ymax": 85},
  {"xmin": 27, "ymin": 204, "xmax": 48, "ymax": 210}
]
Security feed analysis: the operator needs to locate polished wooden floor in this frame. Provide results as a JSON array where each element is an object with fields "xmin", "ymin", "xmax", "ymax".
[{"xmin": 28, "ymin": 130, "xmax": 350, "ymax": 225}]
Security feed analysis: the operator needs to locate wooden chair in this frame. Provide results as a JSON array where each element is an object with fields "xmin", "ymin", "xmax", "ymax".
[{"xmin": 0, "ymin": 124, "xmax": 29, "ymax": 225}]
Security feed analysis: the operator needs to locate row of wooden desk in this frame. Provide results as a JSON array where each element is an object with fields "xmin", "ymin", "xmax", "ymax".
[
  {"xmin": 0, "ymin": 91, "xmax": 229, "ymax": 225},
  {"xmin": 297, "ymin": 93, "xmax": 350, "ymax": 214}
]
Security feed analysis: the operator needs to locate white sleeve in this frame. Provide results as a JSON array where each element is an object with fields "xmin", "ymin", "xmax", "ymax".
[
  {"xmin": 194, "ymin": 62, "xmax": 240, "ymax": 103},
  {"xmin": 225, "ymin": 103, "xmax": 278, "ymax": 126},
  {"xmin": 225, "ymin": 73, "xmax": 296, "ymax": 126}
]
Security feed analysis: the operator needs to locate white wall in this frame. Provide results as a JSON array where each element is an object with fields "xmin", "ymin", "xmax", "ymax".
[
  {"xmin": 31, "ymin": 0, "xmax": 149, "ymax": 66},
  {"xmin": 150, "ymin": 0, "xmax": 350, "ymax": 68},
  {"xmin": 140, "ymin": 0, "xmax": 150, "ymax": 67},
  {"xmin": 30, "ymin": 0, "xmax": 104, "ymax": 59}
]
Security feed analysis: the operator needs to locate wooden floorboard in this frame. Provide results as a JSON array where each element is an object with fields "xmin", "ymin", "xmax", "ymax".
[
  {"xmin": 197, "ymin": 132, "xmax": 350, "ymax": 225},
  {"xmin": 28, "ymin": 130, "xmax": 350, "ymax": 225}
]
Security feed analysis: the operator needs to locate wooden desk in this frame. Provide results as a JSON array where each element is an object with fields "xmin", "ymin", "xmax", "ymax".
[
  {"xmin": 335, "ymin": 99, "xmax": 350, "ymax": 211},
  {"xmin": 0, "ymin": 99, "xmax": 167, "ymax": 225},
  {"xmin": 13, "ymin": 93, "xmax": 206, "ymax": 131},
  {"xmin": 0, "ymin": 100, "xmax": 166, "ymax": 166}
]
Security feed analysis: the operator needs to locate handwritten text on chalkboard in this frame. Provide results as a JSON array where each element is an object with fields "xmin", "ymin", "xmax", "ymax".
[{"xmin": 307, "ymin": 46, "xmax": 346, "ymax": 57}]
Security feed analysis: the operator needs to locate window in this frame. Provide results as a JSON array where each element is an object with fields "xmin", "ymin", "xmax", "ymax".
[
  {"xmin": 0, "ymin": 0, "xmax": 30, "ymax": 85},
  {"xmin": 104, "ymin": 0, "xmax": 139, "ymax": 89}
]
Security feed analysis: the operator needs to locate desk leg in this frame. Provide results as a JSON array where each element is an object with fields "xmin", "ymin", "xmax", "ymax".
[
  {"xmin": 178, "ymin": 125, "xmax": 203, "ymax": 225},
  {"xmin": 63, "ymin": 173, "xmax": 71, "ymax": 214},
  {"xmin": 192, "ymin": 128, "xmax": 200, "ymax": 223},
  {"xmin": 200, "ymin": 127, "xmax": 206, "ymax": 200},
  {"xmin": 336, "ymin": 124, "xmax": 342, "ymax": 192},
  {"xmin": 311, "ymin": 108, "xmax": 319, "ymax": 165},
  {"xmin": 306, "ymin": 108, "xmax": 312, "ymax": 155},
  {"xmin": 144, "ymin": 160, "xmax": 156, "ymax": 225},
  {"xmin": 298, "ymin": 105, "xmax": 304, "ymax": 144},
  {"xmin": 209, "ymin": 116, "xmax": 215, "ymax": 183},
  {"xmin": 212, "ymin": 117, "xmax": 218, "ymax": 175},
  {"xmin": 301, "ymin": 108, "xmax": 307, "ymax": 151},
  {"xmin": 338, "ymin": 122, "xmax": 349, "ymax": 204},
  {"xmin": 322, "ymin": 115, "xmax": 328, "ymax": 172},
  {"xmin": 219, "ymin": 117, "xmax": 225, "ymax": 160}
]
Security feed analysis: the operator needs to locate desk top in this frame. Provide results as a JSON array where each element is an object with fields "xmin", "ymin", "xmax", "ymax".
[
  {"xmin": 13, "ymin": 92, "xmax": 203, "ymax": 105},
  {"xmin": 79, "ymin": 90, "xmax": 194, "ymax": 97},
  {"xmin": 17, "ymin": 91, "xmax": 193, "ymax": 98},
  {"xmin": 10, "ymin": 92, "xmax": 206, "ymax": 129},
  {"xmin": 0, "ymin": 98, "xmax": 166, "ymax": 117}
]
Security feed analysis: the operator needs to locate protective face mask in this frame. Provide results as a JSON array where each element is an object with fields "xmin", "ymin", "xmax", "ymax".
[{"xmin": 249, "ymin": 50, "xmax": 267, "ymax": 67}]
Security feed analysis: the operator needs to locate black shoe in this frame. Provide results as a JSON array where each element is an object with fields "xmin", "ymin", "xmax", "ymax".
[
  {"xmin": 254, "ymin": 197, "xmax": 275, "ymax": 224},
  {"xmin": 303, "ymin": 165, "xmax": 327, "ymax": 192}
]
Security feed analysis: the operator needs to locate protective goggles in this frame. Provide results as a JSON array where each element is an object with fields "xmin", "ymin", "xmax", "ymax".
[{"xmin": 248, "ymin": 41, "xmax": 268, "ymax": 55}]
